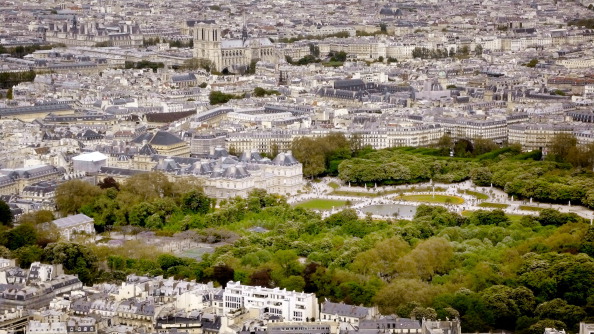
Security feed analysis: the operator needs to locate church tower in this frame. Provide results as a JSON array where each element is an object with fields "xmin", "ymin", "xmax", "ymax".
[{"xmin": 193, "ymin": 21, "xmax": 222, "ymax": 71}]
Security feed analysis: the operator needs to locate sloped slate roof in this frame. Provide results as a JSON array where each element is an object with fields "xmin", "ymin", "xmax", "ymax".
[
  {"xmin": 272, "ymin": 152, "xmax": 298, "ymax": 166},
  {"xmin": 145, "ymin": 110, "xmax": 196, "ymax": 124},
  {"xmin": 138, "ymin": 143, "xmax": 158, "ymax": 156},
  {"xmin": 52, "ymin": 213, "xmax": 94, "ymax": 229},
  {"xmin": 321, "ymin": 301, "xmax": 371, "ymax": 318},
  {"xmin": 132, "ymin": 131, "xmax": 185, "ymax": 146},
  {"xmin": 150, "ymin": 131, "xmax": 185, "ymax": 146}
]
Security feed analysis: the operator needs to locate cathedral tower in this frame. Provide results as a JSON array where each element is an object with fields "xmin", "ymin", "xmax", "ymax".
[{"xmin": 192, "ymin": 21, "xmax": 222, "ymax": 71}]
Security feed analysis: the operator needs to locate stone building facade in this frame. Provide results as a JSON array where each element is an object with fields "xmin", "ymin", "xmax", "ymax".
[{"xmin": 190, "ymin": 20, "xmax": 278, "ymax": 72}]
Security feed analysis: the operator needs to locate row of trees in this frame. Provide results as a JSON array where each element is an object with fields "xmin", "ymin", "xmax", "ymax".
[
  {"xmin": 0, "ymin": 71, "xmax": 36, "ymax": 89},
  {"xmin": 290, "ymin": 133, "xmax": 370, "ymax": 178},
  {"xmin": 337, "ymin": 147, "xmax": 478, "ymax": 185},
  {"xmin": 435, "ymin": 134, "xmax": 504, "ymax": 158},
  {"xmin": 209, "ymin": 90, "xmax": 245, "ymax": 105},
  {"xmin": 285, "ymin": 55, "xmax": 322, "ymax": 66},
  {"xmin": 180, "ymin": 58, "xmax": 215, "ymax": 72},
  {"xmin": 56, "ymin": 173, "xmax": 212, "ymax": 231},
  {"xmin": 336, "ymin": 144, "xmax": 594, "ymax": 208},
  {"xmin": 277, "ymin": 31, "xmax": 350, "ymax": 43},
  {"xmin": 546, "ymin": 133, "xmax": 594, "ymax": 169},
  {"xmin": 411, "ymin": 45, "xmax": 476, "ymax": 59},
  {"xmin": 253, "ymin": 87, "xmax": 280, "ymax": 97},
  {"xmin": 124, "ymin": 60, "xmax": 165, "ymax": 72},
  {"xmin": 0, "ymin": 44, "xmax": 64, "ymax": 58}
]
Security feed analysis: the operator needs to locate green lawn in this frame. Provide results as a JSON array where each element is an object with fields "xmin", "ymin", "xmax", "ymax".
[
  {"xmin": 323, "ymin": 61, "xmax": 344, "ymax": 67},
  {"xmin": 507, "ymin": 214, "xmax": 527, "ymax": 224},
  {"xmin": 519, "ymin": 205, "xmax": 544, "ymax": 212},
  {"xmin": 295, "ymin": 199, "xmax": 348, "ymax": 210},
  {"xmin": 397, "ymin": 194, "xmax": 465, "ymax": 205},
  {"xmin": 461, "ymin": 211, "xmax": 528, "ymax": 223},
  {"xmin": 458, "ymin": 189, "xmax": 489, "ymax": 200},
  {"xmin": 478, "ymin": 202, "xmax": 509, "ymax": 209},
  {"xmin": 328, "ymin": 182, "xmax": 340, "ymax": 189}
]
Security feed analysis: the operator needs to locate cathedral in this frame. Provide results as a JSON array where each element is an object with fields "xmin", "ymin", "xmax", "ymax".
[{"xmin": 189, "ymin": 20, "xmax": 278, "ymax": 72}]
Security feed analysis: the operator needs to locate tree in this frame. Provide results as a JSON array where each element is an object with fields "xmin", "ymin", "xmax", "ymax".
[
  {"xmin": 471, "ymin": 167, "xmax": 492, "ymax": 186},
  {"xmin": 548, "ymin": 133, "xmax": 577, "ymax": 163},
  {"xmin": 469, "ymin": 209, "xmax": 509, "ymax": 226},
  {"xmin": 56, "ymin": 180, "xmax": 102, "ymax": 215},
  {"xmin": 457, "ymin": 45, "xmax": 470, "ymax": 57},
  {"xmin": 475, "ymin": 44, "xmax": 483, "ymax": 56},
  {"xmin": 535, "ymin": 299, "xmax": 585, "ymax": 331},
  {"xmin": 436, "ymin": 134, "xmax": 452, "ymax": 156},
  {"xmin": 42, "ymin": 242, "xmax": 100, "ymax": 285},
  {"xmin": 2, "ymin": 224, "xmax": 38, "ymax": 250},
  {"xmin": 449, "ymin": 48, "xmax": 456, "ymax": 57},
  {"xmin": 6, "ymin": 88, "xmax": 12, "ymax": 100},
  {"xmin": 373, "ymin": 278, "xmax": 440, "ymax": 315},
  {"xmin": 122, "ymin": 172, "xmax": 174, "ymax": 201},
  {"xmin": 330, "ymin": 51, "xmax": 347, "ymax": 62},
  {"xmin": 274, "ymin": 249, "xmax": 299, "ymax": 276},
  {"xmin": 13, "ymin": 245, "xmax": 43, "ymax": 268},
  {"xmin": 281, "ymin": 275, "xmax": 306, "ymax": 292},
  {"xmin": 97, "ymin": 177, "xmax": 120, "ymax": 190},
  {"xmin": 537, "ymin": 209, "xmax": 582, "ymax": 226},
  {"xmin": 19, "ymin": 210, "xmax": 53, "ymax": 225},
  {"xmin": 454, "ymin": 139, "xmax": 473, "ymax": 157},
  {"xmin": 291, "ymin": 137, "xmax": 326, "ymax": 177},
  {"xmin": 473, "ymin": 138, "xmax": 499, "ymax": 156},
  {"xmin": 0, "ymin": 246, "xmax": 11, "ymax": 259},
  {"xmin": 479, "ymin": 285, "xmax": 535, "ymax": 330},
  {"xmin": 128, "ymin": 202, "xmax": 156, "ymax": 227},
  {"xmin": 249, "ymin": 268, "xmax": 273, "ymax": 287},
  {"xmin": 336, "ymin": 280, "xmax": 381, "ymax": 306},
  {"xmin": 528, "ymin": 320, "xmax": 567, "ymax": 334},
  {"xmin": 395, "ymin": 237, "xmax": 453, "ymax": 280},
  {"xmin": 209, "ymin": 91, "xmax": 242, "ymax": 105},
  {"xmin": 181, "ymin": 190, "xmax": 212, "ymax": 214},
  {"xmin": 351, "ymin": 236, "xmax": 409, "ymax": 278},
  {"xmin": 525, "ymin": 59, "xmax": 539, "ymax": 68},
  {"xmin": 0, "ymin": 200, "xmax": 13, "ymax": 226},
  {"xmin": 212, "ymin": 264, "xmax": 234, "ymax": 288},
  {"xmin": 157, "ymin": 254, "xmax": 185, "ymax": 271},
  {"xmin": 410, "ymin": 306, "xmax": 438, "ymax": 320}
]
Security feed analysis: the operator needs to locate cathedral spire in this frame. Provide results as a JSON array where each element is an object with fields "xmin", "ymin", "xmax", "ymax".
[{"xmin": 241, "ymin": 12, "xmax": 248, "ymax": 45}]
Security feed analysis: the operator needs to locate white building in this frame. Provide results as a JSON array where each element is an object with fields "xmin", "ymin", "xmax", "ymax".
[
  {"xmin": 26, "ymin": 320, "xmax": 67, "ymax": 334},
  {"xmin": 579, "ymin": 322, "xmax": 594, "ymax": 334},
  {"xmin": 223, "ymin": 281, "xmax": 319, "ymax": 322},
  {"xmin": 51, "ymin": 214, "xmax": 95, "ymax": 241},
  {"xmin": 72, "ymin": 152, "xmax": 108, "ymax": 173}
]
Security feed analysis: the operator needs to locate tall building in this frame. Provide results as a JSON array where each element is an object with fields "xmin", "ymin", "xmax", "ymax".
[{"xmin": 190, "ymin": 19, "xmax": 278, "ymax": 72}]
